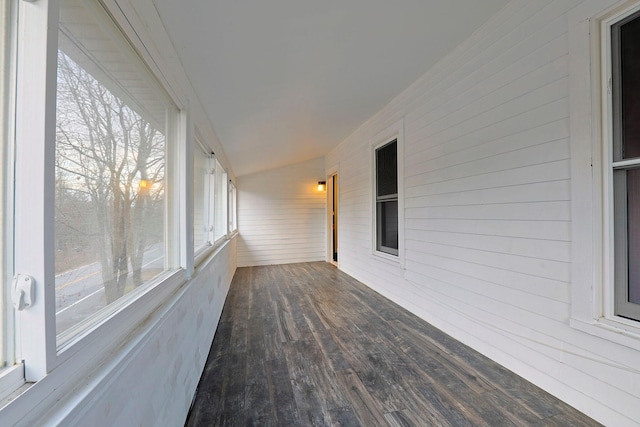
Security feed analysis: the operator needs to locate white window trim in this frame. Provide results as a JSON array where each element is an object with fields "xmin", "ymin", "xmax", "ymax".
[
  {"xmin": 371, "ymin": 119, "xmax": 405, "ymax": 267},
  {"xmin": 194, "ymin": 135, "xmax": 215, "ymax": 248},
  {"xmin": 180, "ymin": 111, "xmax": 195, "ymax": 279},
  {"xmin": 0, "ymin": 364, "xmax": 23, "ymax": 403},
  {"xmin": 221, "ymin": 171, "xmax": 228, "ymax": 241},
  {"xmin": 228, "ymin": 180, "xmax": 237, "ymax": 234},
  {"xmin": 193, "ymin": 150, "xmax": 235, "ymax": 268},
  {"xmin": 8, "ymin": 0, "xmax": 193, "ymax": 392},
  {"xmin": 211, "ymin": 156, "xmax": 228, "ymax": 246},
  {"xmin": 208, "ymin": 160, "xmax": 216, "ymax": 244},
  {"xmin": 569, "ymin": 0, "xmax": 640, "ymax": 350},
  {"xmin": 0, "ymin": 0, "xmax": 17, "ymax": 394},
  {"xmin": 14, "ymin": 0, "xmax": 59, "ymax": 381}
]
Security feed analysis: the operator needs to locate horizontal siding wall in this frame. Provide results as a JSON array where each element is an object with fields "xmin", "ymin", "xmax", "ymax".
[
  {"xmin": 75, "ymin": 239, "xmax": 237, "ymax": 426},
  {"xmin": 326, "ymin": 0, "xmax": 640, "ymax": 425},
  {"xmin": 237, "ymin": 157, "xmax": 326, "ymax": 267},
  {"xmin": 8, "ymin": 238, "xmax": 238, "ymax": 426}
]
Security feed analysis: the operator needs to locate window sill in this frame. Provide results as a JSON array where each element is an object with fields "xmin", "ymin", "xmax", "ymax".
[
  {"xmin": 56, "ymin": 268, "xmax": 186, "ymax": 358},
  {"xmin": 373, "ymin": 249, "xmax": 400, "ymax": 265},
  {"xmin": 0, "ymin": 267, "xmax": 190, "ymax": 425},
  {"xmin": 194, "ymin": 238, "xmax": 231, "ymax": 275},
  {"xmin": 194, "ymin": 233, "xmax": 235, "ymax": 269},
  {"xmin": 0, "ymin": 364, "xmax": 26, "ymax": 407},
  {"xmin": 570, "ymin": 316, "xmax": 640, "ymax": 351}
]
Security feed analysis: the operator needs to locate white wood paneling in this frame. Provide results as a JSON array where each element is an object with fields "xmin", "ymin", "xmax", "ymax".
[
  {"xmin": 326, "ymin": 0, "xmax": 640, "ymax": 425},
  {"xmin": 2, "ymin": 239, "xmax": 237, "ymax": 426},
  {"xmin": 237, "ymin": 157, "xmax": 326, "ymax": 267}
]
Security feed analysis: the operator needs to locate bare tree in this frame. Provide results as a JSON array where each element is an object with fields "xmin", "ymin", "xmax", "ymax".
[{"xmin": 55, "ymin": 51, "xmax": 165, "ymax": 303}]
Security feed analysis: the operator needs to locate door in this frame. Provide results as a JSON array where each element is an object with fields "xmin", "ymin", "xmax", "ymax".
[{"xmin": 328, "ymin": 173, "xmax": 338, "ymax": 264}]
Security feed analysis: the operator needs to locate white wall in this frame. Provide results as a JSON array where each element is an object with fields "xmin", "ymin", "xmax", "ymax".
[
  {"xmin": 326, "ymin": 1, "xmax": 640, "ymax": 425},
  {"xmin": 237, "ymin": 157, "xmax": 326, "ymax": 267},
  {"xmin": 3, "ymin": 239, "xmax": 236, "ymax": 426},
  {"xmin": 72, "ymin": 240, "xmax": 237, "ymax": 426}
]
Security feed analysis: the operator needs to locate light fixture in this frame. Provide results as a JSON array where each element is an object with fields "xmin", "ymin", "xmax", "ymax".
[{"xmin": 317, "ymin": 180, "xmax": 326, "ymax": 192}]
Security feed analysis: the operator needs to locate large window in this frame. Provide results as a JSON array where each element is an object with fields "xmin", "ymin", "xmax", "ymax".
[
  {"xmin": 228, "ymin": 181, "xmax": 237, "ymax": 233},
  {"xmin": 568, "ymin": 0, "xmax": 640, "ymax": 348},
  {"xmin": 375, "ymin": 139, "xmax": 399, "ymax": 256},
  {"xmin": 54, "ymin": 0, "xmax": 176, "ymax": 339},
  {"xmin": 1, "ymin": 0, "xmax": 238, "ymax": 401},
  {"xmin": 610, "ymin": 8, "xmax": 640, "ymax": 322},
  {"xmin": 194, "ymin": 144, "xmax": 213, "ymax": 250},
  {"xmin": 213, "ymin": 158, "xmax": 228, "ymax": 243},
  {"xmin": 193, "ymin": 149, "xmax": 231, "ymax": 259}
]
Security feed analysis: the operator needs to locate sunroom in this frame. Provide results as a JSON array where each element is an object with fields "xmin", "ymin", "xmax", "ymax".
[{"xmin": 0, "ymin": 0, "xmax": 639, "ymax": 426}]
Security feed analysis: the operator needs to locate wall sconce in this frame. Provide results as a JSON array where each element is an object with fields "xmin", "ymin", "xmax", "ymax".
[{"xmin": 317, "ymin": 180, "xmax": 326, "ymax": 192}]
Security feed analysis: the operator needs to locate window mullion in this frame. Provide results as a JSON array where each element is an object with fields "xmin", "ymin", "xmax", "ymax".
[
  {"xmin": 208, "ymin": 159, "xmax": 215, "ymax": 244},
  {"xmin": 179, "ymin": 111, "xmax": 193, "ymax": 277},
  {"xmin": 14, "ymin": 0, "xmax": 59, "ymax": 380},
  {"xmin": 612, "ymin": 159, "xmax": 640, "ymax": 169},
  {"xmin": 222, "ymin": 172, "xmax": 228, "ymax": 239}
]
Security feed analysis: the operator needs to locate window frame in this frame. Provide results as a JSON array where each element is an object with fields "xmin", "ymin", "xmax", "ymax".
[
  {"xmin": 607, "ymin": 7, "xmax": 640, "ymax": 321},
  {"xmin": 228, "ymin": 180, "xmax": 237, "ymax": 234},
  {"xmin": 11, "ymin": 0, "xmax": 190, "ymax": 385},
  {"xmin": 0, "ymin": 0, "xmax": 18, "ymax": 398},
  {"xmin": 569, "ymin": 0, "xmax": 640, "ymax": 350},
  {"xmin": 371, "ymin": 120, "xmax": 404, "ymax": 265},
  {"xmin": 212, "ymin": 157, "xmax": 228, "ymax": 246},
  {"xmin": 375, "ymin": 139, "xmax": 399, "ymax": 256},
  {"xmin": 192, "ymin": 147, "xmax": 233, "ymax": 268},
  {"xmin": 193, "ymin": 137, "xmax": 214, "ymax": 253}
]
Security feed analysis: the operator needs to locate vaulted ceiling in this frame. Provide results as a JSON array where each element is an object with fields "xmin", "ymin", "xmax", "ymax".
[{"xmin": 152, "ymin": 0, "xmax": 509, "ymax": 176}]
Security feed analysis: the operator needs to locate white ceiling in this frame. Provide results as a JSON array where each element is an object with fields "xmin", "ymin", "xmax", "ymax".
[{"xmin": 152, "ymin": 0, "xmax": 509, "ymax": 177}]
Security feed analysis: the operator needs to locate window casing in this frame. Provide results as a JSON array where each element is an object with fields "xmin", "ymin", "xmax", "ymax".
[
  {"xmin": 228, "ymin": 181, "xmax": 237, "ymax": 233},
  {"xmin": 192, "ymin": 148, "xmax": 232, "ymax": 267},
  {"xmin": 371, "ymin": 120, "xmax": 404, "ymax": 264},
  {"xmin": 194, "ymin": 143, "xmax": 213, "ymax": 250},
  {"xmin": 375, "ymin": 139, "xmax": 399, "ymax": 256},
  {"xmin": 568, "ymin": 0, "xmax": 640, "ymax": 349},
  {"xmin": 0, "ymin": 0, "xmax": 14, "ymax": 380},
  {"xmin": 608, "ymin": 7, "xmax": 640, "ymax": 323},
  {"xmin": 213, "ymin": 158, "xmax": 227, "ymax": 243}
]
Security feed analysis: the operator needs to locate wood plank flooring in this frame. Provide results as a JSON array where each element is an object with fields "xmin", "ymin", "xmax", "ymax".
[{"xmin": 186, "ymin": 262, "xmax": 601, "ymax": 427}]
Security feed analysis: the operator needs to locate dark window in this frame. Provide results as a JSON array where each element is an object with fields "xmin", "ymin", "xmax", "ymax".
[
  {"xmin": 612, "ymin": 11, "xmax": 640, "ymax": 321},
  {"xmin": 375, "ymin": 140, "xmax": 398, "ymax": 255}
]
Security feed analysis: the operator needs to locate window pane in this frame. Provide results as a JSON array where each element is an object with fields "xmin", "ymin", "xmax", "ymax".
[
  {"xmin": 55, "ymin": 0, "xmax": 172, "ymax": 337},
  {"xmin": 228, "ymin": 182, "xmax": 237, "ymax": 232},
  {"xmin": 377, "ymin": 200, "xmax": 398, "ymax": 253},
  {"xmin": 194, "ymin": 149, "xmax": 210, "ymax": 249},
  {"xmin": 618, "ymin": 13, "xmax": 640, "ymax": 160},
  {"xmin": 213, "ymin": 160, "xmax": 227, "ymax": 241},
  {"xmin": 627, "ymin": 169, "xmax": 640, "ymax": 304},
  {"xmin": 376, "ymin": 140, "xmax": 397, "ymax": 197}
]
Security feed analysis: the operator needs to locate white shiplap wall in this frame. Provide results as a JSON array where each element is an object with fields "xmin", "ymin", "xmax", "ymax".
[
  {"xmin": 326, "ymin": 0, "xmax": 640, "ymax": 425},
  {"xmin": 3, "ymin": 238, "xmax": 237, "ymax": 426},
  {"xmin": 237, "ymin": 157, "xmax": 326, "ymax": 266}
]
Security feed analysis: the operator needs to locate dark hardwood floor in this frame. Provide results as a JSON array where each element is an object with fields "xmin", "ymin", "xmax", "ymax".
[{"xmin": 186, "ymin": 262, "xmax": 601, "ymax": 427}]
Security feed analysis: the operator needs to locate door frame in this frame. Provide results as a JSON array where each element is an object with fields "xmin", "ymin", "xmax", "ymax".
[{"xmin": 326, "ymin": 165, "xmax": 339, "ymax": 266}]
